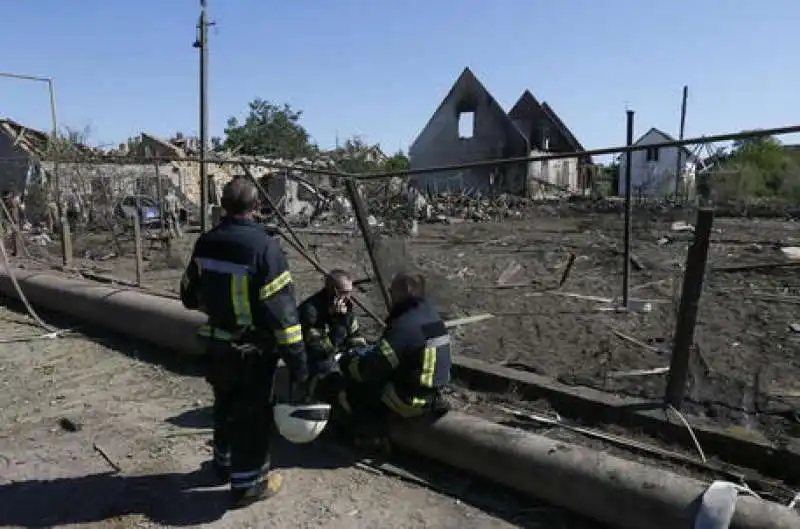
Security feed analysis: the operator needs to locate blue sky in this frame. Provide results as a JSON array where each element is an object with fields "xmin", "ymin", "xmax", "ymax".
[{"xmin": 1, "ymin": 0, "xmax": 798, "ymax": 157}]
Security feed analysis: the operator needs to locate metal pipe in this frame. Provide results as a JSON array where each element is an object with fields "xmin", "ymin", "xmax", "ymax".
[
  {"xmin": 0, "ymin": 269, "xmax": 796, "ymax": 529},
  {"xmin": 355, "ymin": 123, "xmax": 800, "ymax": 180},
  {"xmin": 6, "ymin": 123, "xmax": 800, "ymax": 180},
  {"xmin": 622, "ymin": 110, "xmax": 634, "ymax": 308},
  {"xmin": 674, "ymin": 86, "xmax": 688, "ymax": 199},
  {"xmin": 0, "ymin": 70, "xmax": 62, "ymax": 226}
]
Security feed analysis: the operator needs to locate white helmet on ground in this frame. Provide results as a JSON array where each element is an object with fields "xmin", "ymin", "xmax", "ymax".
[{"xmin": 274, "ymin": 403, "xmax": 331, "ymax": 444}]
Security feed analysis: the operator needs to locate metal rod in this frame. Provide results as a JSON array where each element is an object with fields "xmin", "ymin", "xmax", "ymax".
[
  {"xmin": 198, "ymin": 2, "xmax": 210, "ymax": 233},
  {"xmin": 674, "ymin": 85, "xmax": 688, "ymax": 199},
  {"xmin": 622, "ymin": 110, "xmax": 634, "ymax": 309},
  {"xmin": 10, "ymin": 123, "xmax": 800, "ymax": 178},
  {"xmin": 345, "ymin": 180, "xmax": 393, "ymax": 312},
  {"xmin": 155, "ymin": 159, "xmax": 164, "ymax": 235},
  {"xmin": 354, "ymin": 124, "xmax": 800, "ymax": 180}
]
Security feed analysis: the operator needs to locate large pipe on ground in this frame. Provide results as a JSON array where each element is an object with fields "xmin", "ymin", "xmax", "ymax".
[{"xmin": 0, "ymin": 269, "xmax": 797, "ymax": 529}]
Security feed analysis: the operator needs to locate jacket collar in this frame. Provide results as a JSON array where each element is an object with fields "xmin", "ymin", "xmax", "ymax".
[
  {"xmin": 386, "ymin": 297, "xmax": 424, "ymax": 324},
  {"xmin": 222, "ymin": 215, "xmax": 258, "ymax": 227}
]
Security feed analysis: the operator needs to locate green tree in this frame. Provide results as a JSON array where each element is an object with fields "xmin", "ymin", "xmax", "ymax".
[
  {"xmin": 383, "ymin": 150, "xmax": 410, "ymax": 172},
  {"xmin": 331, "ymin": 135, "xmax": 385, "ymax": 173},
  {"xmin": 223, "ymin": 99, "xmax": 316, "ymax": 158},
  {"xmin": 712, "ymin": 133, "xmax": 800, "ymax": 200}
]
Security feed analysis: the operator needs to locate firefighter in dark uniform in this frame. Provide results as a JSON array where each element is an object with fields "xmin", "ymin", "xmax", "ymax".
[
  {"xmin": 336, "ymin": 272, "xmax": 451, "ymax": 447},
  {"xmin": 298, "ymin": 269, "xmax": 367, "ymax": 402},
  {"xmin": 180, "ymin": 176, "xmax": 308, "ymax": 508}
]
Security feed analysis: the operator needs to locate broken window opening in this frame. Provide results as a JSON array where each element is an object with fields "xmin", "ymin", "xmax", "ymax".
[
  {"xmin": 458, "ymin": 111, "xmax": 475, "ymax": 139},
  {"xmin": 645, "ymin": 147, "xmax": 659, "ymax": 162}
]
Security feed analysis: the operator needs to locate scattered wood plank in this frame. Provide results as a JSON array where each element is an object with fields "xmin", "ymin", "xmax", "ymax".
[
  {"xmin": 712, "ymin": 261, "xmax": 800, "ymax": 273},
  {"xmin": 607, "ymin": 367, "xmax": 669, "ymax": 378},
  {"xmin": 444, "ymin": 313, "xmax": 494, "ymax": 328}
]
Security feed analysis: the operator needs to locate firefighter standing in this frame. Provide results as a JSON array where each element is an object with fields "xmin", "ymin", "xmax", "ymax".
[
  {"xmin": 298, "ymin": 270, "xmax": 367, "ymax": 402},
  {"xmin": 336, "ymin": 272, "xmax": 452, "ymax": 446},
  {"xmin": 180, "ymin": 177, "xmax": 308, "ymax": 508}
]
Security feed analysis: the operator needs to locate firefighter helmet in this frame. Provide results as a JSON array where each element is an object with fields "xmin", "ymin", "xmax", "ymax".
[{"xmin": 273, "ymin": 403, "xmax": 331, "ymax": 444}]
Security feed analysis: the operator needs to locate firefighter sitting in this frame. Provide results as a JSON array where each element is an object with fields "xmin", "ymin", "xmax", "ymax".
[
  {"xmin": 298, "ymin": 269, "xmax": 367, "ymax": 401},
  {"xmin": 336, "ymin": 271, "xmax": 452, "ymax": 449}
]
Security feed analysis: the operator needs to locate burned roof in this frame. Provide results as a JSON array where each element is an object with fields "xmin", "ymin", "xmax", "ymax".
[
  {"xmin": 0, "ymin": 117, "xmax": 93, "ymax": 159},
  {"xmin": 508, "ymin": 91, "xmax": 589, "ymax": 161}
]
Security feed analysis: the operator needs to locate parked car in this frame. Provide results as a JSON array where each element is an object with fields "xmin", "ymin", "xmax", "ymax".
[{"xmin": 114, "ymin": 195, "xmax": 162, "ymax": 229}]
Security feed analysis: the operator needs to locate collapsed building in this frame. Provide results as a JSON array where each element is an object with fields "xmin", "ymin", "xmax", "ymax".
[{"xmin": 0, "ymin": 119, "xmax": 346, "ymax": 225}]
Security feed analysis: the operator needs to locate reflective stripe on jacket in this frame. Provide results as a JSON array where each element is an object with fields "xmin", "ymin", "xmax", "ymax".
[
  {"xmin": 339, "ymin": 298, "xmax": 451, "ymax": 416},
  {"xmin": 179, "ymin": 216, "xmax": 307, "ymax": 381}
]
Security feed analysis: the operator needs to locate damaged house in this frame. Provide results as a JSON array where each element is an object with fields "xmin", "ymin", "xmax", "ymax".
[
  {"xmin": 133, "ymin": 132, "xmax": 340, "ymax": 220},
  {"xmin": 408, "ymin": 68, "xmax": 592, "ymax": 197},
  {"xmin": 0, "ymin": 119, "xmax": 340, "ymax": 224}
]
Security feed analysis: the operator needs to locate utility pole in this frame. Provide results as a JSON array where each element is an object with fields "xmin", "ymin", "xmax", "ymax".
[
  {"xmin": 674, "ymin": 85, "xmax": 688, "ymax": 200},
  {"xmin": 194, "ymin": 0, "xmax": 212, "ymax": 232}
]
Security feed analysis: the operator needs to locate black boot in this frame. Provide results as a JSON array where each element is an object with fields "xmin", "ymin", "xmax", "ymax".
[{"xmin": 230, "ymin": 473, "xmax": 284, "ymax": 509}]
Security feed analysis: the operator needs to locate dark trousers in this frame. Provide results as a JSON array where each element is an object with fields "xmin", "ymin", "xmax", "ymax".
[{"xmin": 205, "ymin": 341, "xmax": 278, "ymax": 492}]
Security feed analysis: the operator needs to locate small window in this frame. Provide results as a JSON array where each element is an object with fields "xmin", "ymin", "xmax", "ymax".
[
  {"xmin": 645, "ymin": 147, "xmax": 659, "ymax": 162},
  {"xmin": 458, "ymin": 111, "xmax": 475, "ymax": 139}
]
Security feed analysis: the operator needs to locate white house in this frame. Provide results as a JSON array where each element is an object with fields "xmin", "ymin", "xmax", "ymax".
[{"xmin": 617, "ymin": 127, "xmax": 699, "ymax": 197}]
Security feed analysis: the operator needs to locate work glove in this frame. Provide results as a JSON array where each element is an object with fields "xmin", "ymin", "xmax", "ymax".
[{"xmin": 332, "ymin": 295, "xmax": 349, "ymax": 314}]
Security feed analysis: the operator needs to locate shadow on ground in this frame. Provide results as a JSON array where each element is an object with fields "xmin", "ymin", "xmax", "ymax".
[{"xmin": 0, "ymin": 466, "xmax": 229, "ymax": 527}]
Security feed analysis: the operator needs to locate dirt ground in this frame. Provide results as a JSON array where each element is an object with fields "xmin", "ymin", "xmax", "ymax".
[
  {"xmin": 20, "ymin": 209, "xmax": 800, "ymax": 438},
  {"xmin": 0, "ymin": 308, "xmax": 604, "ymax": 529}
]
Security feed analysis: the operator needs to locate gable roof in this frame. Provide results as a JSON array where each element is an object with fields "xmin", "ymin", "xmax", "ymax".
[
  {"xmin": 636, "ymin": 127, "xmax": 696, "ymax": 159},
  {"xmin": 507, "ymin": 91, "xmax": 589, "ymax": 162},
  {"xmin": 409, "ymin": 67, "xmax": 527, "ymax": 154},
  {"xmin": 540, "ymin": 102, "xmax": 586, "ymax": 155},
  {"xmin": 508, "ymin": 90, "xmax": 544, "ymax": 124}
]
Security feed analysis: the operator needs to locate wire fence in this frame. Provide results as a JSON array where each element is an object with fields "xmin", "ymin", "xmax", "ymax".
[{"xmin": 2, "ymin": 125, "xmax": 800, "ymax": 424}]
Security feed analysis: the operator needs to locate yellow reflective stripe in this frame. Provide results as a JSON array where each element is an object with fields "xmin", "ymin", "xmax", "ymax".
[
  {"xmin": 381, "ymin": 384, "xmax": 427, "ymax": 418},
  {"xmin": 259, "ymin": 271, "xmax": 292, "ymax": 300},
  {"xmin": 275, "ymin": 324, "xmax": 302, "ymax": 345},
  {"xmin": 348, "ymin": 357, "xmax": 362, "ymax": 382},
  {"xmin": 379, "ymin": 339, "xmax": 400, "ymax": 369},
  {"xmin": 230, "ymin": 275, "xmax": 252, "ymax": 326},
  {"xmin": 240, "ymin": 275, "xmax": 252, "ymax": 324},
  {"xmin": 420, "ymin": 346, "xmax": 436, "ymax": 388},
  {"xmin": 349, "ymin": 336, "xmax": 367, "ymax": 346},
  {"xmin": 348, "ymin": 318, "xmax": 359, "ymax": 334}
]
